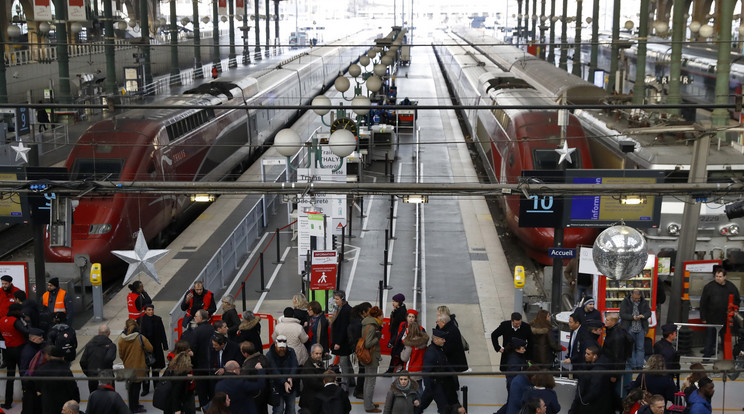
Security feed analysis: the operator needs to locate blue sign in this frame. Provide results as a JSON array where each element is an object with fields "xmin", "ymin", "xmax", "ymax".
[{"xmin": 548, "ymin": 248, "xmax": 576, "ymax": 258}]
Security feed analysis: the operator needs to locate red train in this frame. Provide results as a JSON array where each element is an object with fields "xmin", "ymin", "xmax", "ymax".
[
  {"xmin": 434, "ymin": 34, "xmax": 598, "ymax": 264},
  {"xmin": 45, "ymin": 35, "xmax": 372, "ymax": 278}
]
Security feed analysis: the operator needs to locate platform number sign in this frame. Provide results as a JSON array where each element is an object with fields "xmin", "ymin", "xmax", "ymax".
[
  {"xmin": 518, "ymin": 170, "xmax": 564, "ymax": 228},
  {"xmin": 15, "ymin": 107, "xmax": 30, "ymax": 136}
]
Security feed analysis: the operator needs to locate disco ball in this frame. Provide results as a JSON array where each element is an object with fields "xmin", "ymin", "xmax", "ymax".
[{"xmin": 592, "ymin": 225, "xmax": 647, "ymax": 280}]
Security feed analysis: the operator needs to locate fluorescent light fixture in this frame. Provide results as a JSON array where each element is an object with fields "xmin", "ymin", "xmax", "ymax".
[
  {"xmin": 621, "ymin": 195, "xmax": 646, "ymax": 205},
  {"xmin": 402, "ymin": 195, "xmax": 428, "ymax": 204},
  {"xmin": 191, "ymin": 194, "xmax": 215, "ymax": 202}
]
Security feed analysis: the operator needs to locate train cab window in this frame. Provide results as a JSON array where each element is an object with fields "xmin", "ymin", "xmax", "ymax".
[
  {"xmin": 533, "ymin": 149, "xmax": 582, "ymax": 170},
  {"xmin": 70, "ymin": 158, "xmax": 124, "ymax": 180}
]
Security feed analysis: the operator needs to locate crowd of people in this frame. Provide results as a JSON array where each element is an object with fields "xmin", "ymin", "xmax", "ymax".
[{"xmin": 1, "ymin": 263, "xmax": 739, "ymax": 414}]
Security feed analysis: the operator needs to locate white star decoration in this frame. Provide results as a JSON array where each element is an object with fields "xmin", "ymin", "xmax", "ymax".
[
  {"xmin": 112, "ymin": 228, "xmax": 169, "ymax": 285},
  {"xmin": 11, "ymin": 141, "xmax": 31, "ymax": 163},
  {"xmin": 555, "ymin": 140, "xmax": 576, "ymax": 165}
]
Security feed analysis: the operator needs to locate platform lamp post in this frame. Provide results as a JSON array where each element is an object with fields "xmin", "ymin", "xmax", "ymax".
[
  {"xmin": 559, "ymin": 0, "xmax": 568, "ymax": 69},
  {"xmin": 571, "ymin": 0, "xmax": 583, "ymax": 77},
  {"xmin": 254, "ymin": 0, "xmax": 261, "ymax": 60},
  {"xmin": 239, "ymin": 4, "xmax": 251, "ymax": 65},
  {"xmin": 167, "ymin": 0, "xmax": 180, "ymax": 87},
  {"xmin": 228, "ymin": 0, "xmax": 237, "ymax": 68}
]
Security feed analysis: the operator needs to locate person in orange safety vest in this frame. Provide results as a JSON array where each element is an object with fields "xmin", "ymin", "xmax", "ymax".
[
  {"xmin": 180, "ymin": 280, "xmax": 216, "ymax": 329},
  {"xmin": 42, "ymin": 277, "xmax": 74, "ymax": 326},
  {"xmin": 127, "ymin": 281, "xmax": 152, "ymax": 320}
]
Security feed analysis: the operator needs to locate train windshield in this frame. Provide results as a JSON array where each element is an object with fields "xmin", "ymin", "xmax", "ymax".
[
  {"xmin": 70, "ymin": 159, "xmax": 124, "ymax": 181},
  {"xmin": 532, "ymin": 149, "xmax": 582, "ymax": 170}
]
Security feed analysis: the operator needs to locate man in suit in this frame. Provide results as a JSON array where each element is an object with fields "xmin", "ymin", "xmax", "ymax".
[
  {"xmin": 562, "ymin": 313, "xmax": 586, "ymax": 370},
  {"xmin": 491, "ymin": 312, "xmax": 534, "ymax": 371},
  {"xmin": 182, "ymin": 309, "xmax": 215, "ymax": 410},
  {"xmin": 312, "ymin": 370, "xmax": 351, "ymax": 414}
]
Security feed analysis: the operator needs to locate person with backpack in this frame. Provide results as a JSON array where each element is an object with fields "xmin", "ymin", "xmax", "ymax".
[
  {"xmin": 312, "ymin": 370, "xmax": 351, "ymax": 414},
  {"xmin": 79, "ymin": 324, "xmax": 117, "ymax": 393},
  {"xmin": 47, "ymin": 312, "xmax": 77, "ymax": 363}
]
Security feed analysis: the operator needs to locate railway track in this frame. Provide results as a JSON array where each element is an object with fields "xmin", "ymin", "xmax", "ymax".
[{"xmin": 0, "ymin": 224, "xmax": 35, "ymax": 261}]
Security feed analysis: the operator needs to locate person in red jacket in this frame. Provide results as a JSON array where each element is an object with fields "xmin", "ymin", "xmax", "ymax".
[
  {"xmin": 400, "ymin": 321, "xmax": 428, "ymax": 391},
  {"xmin": 126, "ymin": 281, "xmax": 151, "ymax": 320},
  {"xmin": 1, "ymin": 303, "xmax": 29, "ymax": 409},
  {"xmin": 0, "ymin": 275, "xmax": 21, "ymax": 317},
  {"xmin": 180, "ymin": 280, "xmax": 216, "ymax": 329}
]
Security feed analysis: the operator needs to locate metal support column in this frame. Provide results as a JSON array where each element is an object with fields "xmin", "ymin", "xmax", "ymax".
[
  {"xmin": 53, "ymin": 0, "xmax": 72, "ymax": 104},
  {"xmin": 539, "ymin": 0, "xmax": 547, "ymax": 59},
  {"xmin": 559, "ymin": 0, "xmax": 568, "ymax": 69},
  {"xmin": 607, "ymin": 0, "xmax": 621, "ymax": 93},
  {"xmin": 667, "ymin": 0, "xmax": 686, "ymax": 114},
  {"xmin": 169, "ymin": 0, "xmax": 180, "ymax": 86},
  {"xmin": 273, "ymin": 0, "xmax": 280, "ymax": 55},
  {"xmin": 265, "ymin": 0, "xmax": 270, "ymax": 57},
  {"xmin": 228, "ymin": 0, "xmax": 237, "ymax": 67},
  {"xmin": 632, "ymin": 0, "xmax": 650, "ymax": 103},
  {"xmin": 588, "ymin": 0, "xmax": 600, "ymax": 83},
  {"xmin": 193, "ymin": 0, "xmax": 203, "ymax": 78},
  {"xmin": 572, "ymin": 0, "xmax": 583, "ymax": 77},
  {"xmin": 213, "ymin": 0, "xmax": 220, "ymax": 70},
  {"xmin": 141, "ymin": 0, "xmax": 153, "ymax": 94},
  {"xmin": 711, "ymin": 0, "xmax": 735, "ymax": 140},
  {"xmin": 103, "ymin": 0, "xmax": 117, "ymax": 95},
  {"xmin": 254, "ymin": 0, "xmax": 262, "ymax": 60},
  {"xmin": 548, "ymin": 0, "xmax": 556, "ymax": 63},
  {"xmin": 0, "ymin": 11, "xmax": 7, "ymax": 103}
]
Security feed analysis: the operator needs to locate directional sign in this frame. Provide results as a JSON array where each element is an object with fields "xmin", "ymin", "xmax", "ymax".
[
  {"xmin": 548, "ymin": 248, "xmax": 576, "ymax": 259},
  {"xmin": 311, "ymin": 250, "xmax": 337, "ymax": 290}
]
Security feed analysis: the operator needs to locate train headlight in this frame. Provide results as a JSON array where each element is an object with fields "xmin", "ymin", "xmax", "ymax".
[
  {"xmin": 667, "ymin": 223, "xmax": 680, "ymax": 235},
  {"xmin": 89, "ymin": 224, "xmax": 112, "ymax": 235},
  {"xmin": 720, "ymin": 224, "xmax": 740, "ymax": 236}
]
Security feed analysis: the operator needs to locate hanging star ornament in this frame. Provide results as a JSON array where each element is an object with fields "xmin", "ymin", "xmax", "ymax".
[
  {"xmin": 555, "ymin": 140, "xmax": 576, "ymax": 165},
  {"xmin": 11, "ymin": 141, "xmax": 31, "ymax": 163},
  {"xmin": 112, "ymin": 228, "xmax": 169, "ymax": 285}
]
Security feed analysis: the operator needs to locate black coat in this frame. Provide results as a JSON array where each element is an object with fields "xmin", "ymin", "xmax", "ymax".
[
  {"xmin": 631, "ymin": 373, "xmax": 677, "ymax": 403},
  {"xmin": 80, "ymin": 334, "xmax": 117, "ymax": 376},
  {"xmin": 21, "ymin": 298, "xmax": 41, "ymax": 330},
  {"xmin": 215, "ymin": 372, "xmax": 265, "ymax": 414},
  {"xmin": 387, "ymin": 304, "xmax": 407, "ymax": 347},
  {"xmin": 619, "ymin": 296, "xmax": 652, "ymax": 333},
  {"xmin": 35, "ymin": 358, "xmax": 80, "ymax": 414},
  {"xmin": 440, "ymin": 318, "xmax": 468, "ymax": 372},
  {"xmin": 265, "ymin": 345, "xmax": 298, "ymax": 393},
  {"xmin": 567, "ymin": 326, "xmax": 597, "ymax": 370},
  {"xmin": 138, "ymin": 313, "xmax": 169, "ymax": 369},
  {"xmin": 523, "ymin": 387, "xmax": 561, "ymax": 414},
  {"xmin": 308, "ymin": 314, "xmax": 330, "ymax": 354},
  {"xmin": 86, "ymin": 385, "xmax": 130, "ymax": 414},
  {"xmin": 491, "ymin": 320, "xmax": 534, "ymax": 371},
  {"xmin": 569, "ymin": 357, "xmax": 613, "ymax": 414},
  {"xmin": 700, "ymin": 279, "xmax": 741, "ymax": 325},
  {"xmin": 311, "ymin": 383, "xmax": 352, "ymax": 414},
  {"xmin": 503, "ymin": 351, "xmax": 527, "ymax": 391},
  {"xmin": 235, "ymin": 318, "xmax": 263, "ymax": 354},
  {"xmin": 185, "ymin": 321, "xmax": 216, "ymax": 372},
  {"xmin": 573, "ymin": 307, "xmax": 602, "ymax": 324},
  {"xmin": 653, "ymin": 338, "xmax": 680, "ymax": 372},
  {"xmin": 330, "ymin": 302, "xmax": 353, "ymax": 356},
  {"xmin": 222, "ymin": 309, "xmax": 241, "ymax": 339},
  {"xmin": 209, "ymin": 341, "xmax": 245, "ymax": 373},
  {"xmin": 602, "ymin": 324, "xmax": 631, "ymax": 370},
  {"xmin": 422, "ymin": 343, "xmax": 458, "ymax": 389},
  {"xmin": 298, "ymin": 358, "xmax": 326, "ymax": 410}
]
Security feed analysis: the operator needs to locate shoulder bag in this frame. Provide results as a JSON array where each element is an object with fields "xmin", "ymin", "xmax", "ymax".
[{"xmin": 356, "ymin": 326, "xmax": 373, "ymax": 365}]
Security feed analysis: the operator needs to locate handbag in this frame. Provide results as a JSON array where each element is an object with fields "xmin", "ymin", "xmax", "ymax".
[
  {"xmin": 138, "ymin": 334, "xmax": 157, "ymax": 367},
  {"xmin": 152, "ymin": 379, "xmax": 173, "ymax": 410},
  {"xmin": 639, "ymin": 374, "xmax": 653, "ymax": 402},
  {"xmin": 355, "ymin": 326, "xmax": 373, "ymax": 365}
]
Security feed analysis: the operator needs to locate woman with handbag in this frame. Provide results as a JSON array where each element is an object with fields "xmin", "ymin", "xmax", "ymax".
[
  {"xmin": 629, "ymin": 355, "xmax": 677, "ymax": 404},
  {"xmin": 119, "ymin": 319, "xmax": 154, "ymax": 413},
  {"xmin": 159, "ymin": 340, "xmax": 196, "ymax": 414},
  {"xmin": 360, "ymin": 306, "xmax": 383, "ymax": 413}
]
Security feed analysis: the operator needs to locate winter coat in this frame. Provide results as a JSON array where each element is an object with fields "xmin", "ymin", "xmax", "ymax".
[
  {"xmin": 35, "ymin": 358, "xmax": 80, "ymax": 414},
  {"xmin": 235, "ymin": 317, "xmax": 263, "ymax": 354},
  {"xmin": 298, "ymin": 357, "xmax": 326, "ymax": 411},
  {"xmin": 184, "ymin": 320, "xmax": 215, "ymax": 371},
  {"xmin": 573, "ymin": 307, "xmax": 602, "ymax": 324},
  {"xmin": 504, "ymin": 351, "xmax": 528, "ymax": 391},
  {"xmin": 265, "ymin": 344, "xmax": 298, "ymax": 394},
  {"xmin": 47, "ymin": 322, "xmax": 77, "ymax": 361},
  {"xmin": 137, "ymin": 313, "xmax": 169, "ymax": 369},
  {"xmin": 118, "ymin": 331, "xmax": 153, "ymax": 380},
  {"xmin": 700, "ymin": 279, "xmax": 741, "ymax": 325},
  {"xmin": 631, "ymin": 373, "xmax": 677, "ymax": 403},
  {"xmin": 619, "ymin": 296, "xmax": 652, "ymax": 333},
  {"xmin": 387, "ymin": 304, "xmax": 407, "ymax": 348},
  {"xmin": 272, "ymin": 316, "xmax": 309, "ymax": 365},
  {"xmin": 439, "ymin": 317, "xmax": 468, "ymax": 372},
  {"xmin": 530, "ymin": 325, "xmax": 561, "ymax": 367},
  {"xmin": 331, "ymin": 302, "xmax": 353, "ymax": 356},
  {"xmin": 653, "ymin": 338, "xmax": 680, "ymax": 372},
  {"xmin": 688, "ymin": 389, "xmax": 712, "ymax": 414},
  {"xmin": 308, "ymin": 314, "xmax": 330, "ymax": 354},
  {"xmin": 570, "ymin": 358, "xmax": 613, "ymax": 414},
  {"xmin": 293, "ymin": 308, "xmax": 309, "ymax": 330},
  {"xmin": 383, "ymin": 380, "xmax": 419, "ymax": 414},
  {"xmin": 491, "ymin": 320, "xmax": 534, "ymax": 371},
  {"xmin": 80, "ymin": 334, "xmax": 117, "ymax": 377},
  {"xmin": 401, "ymin": 330, "xmax": 429, "ymax": 378},
  {"xmin": 603, "ymin": 324, "xmax": 632, "ymax": 371},
  {"xmin": 208, "ymin": 340, "xmax": 245, "ymax": 372},
  {"xmin": 505, "ymin": 374, "xmax": 531, "ymax": 414},
  {"xmin": 360, "ymin": 315, "xmax": 382, "ymax": 368},
  {"xmin": 215, "ymin": 371, "xmax": 266, "ymax": 414},
  {"xmin": 86, "ymin": 385, "xmax": 130, "ymax": 414},
  {"xmin": 312, "ymin": 383, "xmax": 352, "ymax": 414},
  {"xmin": 222, "ymin": 308, "xmax": 241, "ymax": 339}
]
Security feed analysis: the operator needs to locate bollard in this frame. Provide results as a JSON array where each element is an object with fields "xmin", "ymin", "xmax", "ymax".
[
  {"xmin": 385, "ymin": 229, "xmax": 389, "ymax": 248},
  {"xmin": 256, "ymin": 252, "xmax": 269, "ymax": 293},
  {"xmin": 274, "ymin": 227, "xmax": 282, "ymax": 264},
  {"xmin": 241, "ymin": 282, "xmax": 246, "ymax": 311},
  {"xmin": 301, "ymin": 271, "xmax": 306, "ymax": 296},
  {"xmin": 389, "ymin": 196, "xmax": 395, "ymax": 239},
  {"xmin": 378, "ymin": 280, "xmax": 384, "ymax": 309},
  {"xmin": 347, "ymin": 200, "xmax": 355, "ymax": 238},
  {"xmin": 461, "ymin": 386, "xmax": 468, "ymax": 412},
  {"xmin": 382, "ymin": 248, "xmax": 392, "ymax": 290},
  {"xmin": 385, "ymin": 153, "xmax": 389, "ymax": 177},
  {"xmin": 360, "ymin": 195, "xmax": 365, "ymax": 218}
]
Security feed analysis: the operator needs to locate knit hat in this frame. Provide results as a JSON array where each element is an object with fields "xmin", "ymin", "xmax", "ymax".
[
  {"xmin": 392, "ymin": 293, "xmax": 405, "ymax": 303},
  {"xmin": 582, "ymin": 297, "xmax": 595, "ymax": 307},
  {"xmin": 48, "ymin": 277, "xmax": 60, "ymax": 288},
  {"xmin": 0, "ymin": 275, "xmax": 12, "ymax": 283},
  {"xmin": 406, "ymin": 309, "xmax": 419, "ymax": 316},
  {"xmin": 275, "ymin": 335, "xmax": 288, "ymax": 348},
  {"xmin": 28, "ymin": 328, "xmax": 44, "ymax": 337}
]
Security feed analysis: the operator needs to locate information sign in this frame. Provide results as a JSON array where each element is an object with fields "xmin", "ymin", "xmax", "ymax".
[{"xmin": 310, "ymin": 250, "xmax": 337, "ymax": 290}]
